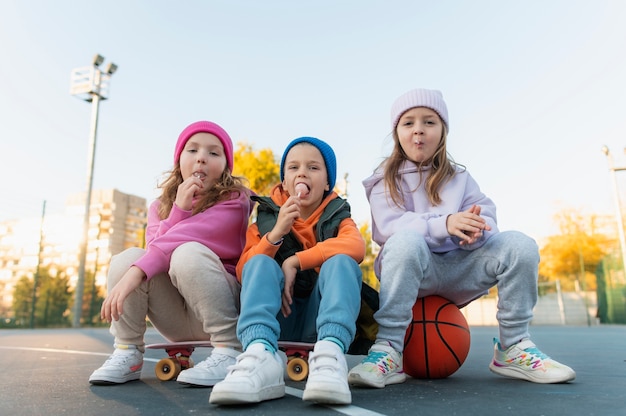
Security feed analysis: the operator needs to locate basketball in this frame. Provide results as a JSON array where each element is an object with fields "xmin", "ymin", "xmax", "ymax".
[{"xmin": 403, "ymin": 295, "xmax": 471, "ymax": 379}]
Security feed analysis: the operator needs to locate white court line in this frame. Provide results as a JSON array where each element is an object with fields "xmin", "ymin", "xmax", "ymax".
[
  {"xmin": 0, "ymin": 345, "xmax": 159, "ymax": 361},
  {"xmin": 0, "ymin": 345, "xmax": 112, "ymax": 357},
  {"xmin": 1, "ymin": 346, "xmax": 387, "ymax": 416},
  {"xmin": 285, "ymin": 387, "xmax": 387, "ymax": 416}
]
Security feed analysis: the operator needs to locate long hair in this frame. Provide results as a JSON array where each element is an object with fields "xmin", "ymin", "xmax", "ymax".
[
  {"xmin": 157, "ymin": 166, "xmax": 249, "ymax": 220},
  {"xmin": 382, "ymin": 123, "xmax": 461, "ymax": 208}
]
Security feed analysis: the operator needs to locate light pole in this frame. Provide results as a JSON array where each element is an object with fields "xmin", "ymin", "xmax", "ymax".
[
  {"xmin": 70, "ymin": 54, "xmax": 118, "ymax": 327},
  {"xmin": 601, "ymin": 145, "xmax": 626, "ymax": 276}
]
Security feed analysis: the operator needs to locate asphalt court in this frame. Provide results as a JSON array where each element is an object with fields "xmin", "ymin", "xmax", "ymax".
[{"xmin": 0, "ymin": 325, "xmax": 624, "ymax": 416}]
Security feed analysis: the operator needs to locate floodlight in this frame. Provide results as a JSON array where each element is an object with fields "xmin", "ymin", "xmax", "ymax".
[
  {"xmin": 104, "ymin": 62, "xmax": 118, "ymax": 75},
  {"xmin": 92, "ymin": 54, "xmax": 105, "ymax": 67}
]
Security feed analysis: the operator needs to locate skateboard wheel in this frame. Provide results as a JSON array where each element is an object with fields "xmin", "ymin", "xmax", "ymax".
[
  {"xmin": 155, "ymin": 357, "xmax": 182, "ymax": 381},
  {"xmin": 286, "ymin": 357, "xmax": 308, "ymax": 382}
]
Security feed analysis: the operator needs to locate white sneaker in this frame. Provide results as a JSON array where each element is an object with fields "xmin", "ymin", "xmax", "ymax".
[
  {"xmin": 209, "ymin": 343, "xmax": 286, "ymax": 405},
  {"xmin": 348, "ymin": 341, "xmax": 406, "ymax": 388},
  {"xmin": 489, "ymin": 338, "xmax": 576, "ymax": 383},
  {"xmin": 177, "ymin": 347, "xmax": 239, "ymax": 387},
  {"xmin": 302, "ymin": 340, "xmax": 351, "ymax": 404},
  {"xmin": 89, "ymin": 345, "xmax": 143, "ymax": 385}
]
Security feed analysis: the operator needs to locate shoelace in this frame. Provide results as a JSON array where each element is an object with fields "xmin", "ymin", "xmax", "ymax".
[
  {"xmin": 522, "ymin": 346, "xmax": 549, "ymax": 360},
  {"xmin": 361, "ymin": 350, "xmax": 398, "ymax": 374},
  {"xmin": 362, "ymin": 351, "xmax": 389, "ymax": 365}
]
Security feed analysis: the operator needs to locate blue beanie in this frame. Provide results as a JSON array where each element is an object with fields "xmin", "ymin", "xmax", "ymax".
[{"xmin": 280, "ymin": 136, "xmax": 337, "ymax": 196}]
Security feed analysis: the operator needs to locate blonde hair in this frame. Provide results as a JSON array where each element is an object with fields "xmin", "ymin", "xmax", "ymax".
[
  {"xmin": 157, "ymin": 166, "xmax": 249, "ymax": 220},
  {"xmin": 382, "ymin": 122, "xmax": 461, "ymax": 207}
]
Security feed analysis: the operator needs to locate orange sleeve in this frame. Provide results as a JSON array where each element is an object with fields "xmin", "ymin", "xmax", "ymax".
[
  {"xmin": 235, "ymin": 223, "xmax": 282, "ymax": 282},
  {"xmin": 296, "ymin": 217, "xmax": 366, "ymax": 272}
]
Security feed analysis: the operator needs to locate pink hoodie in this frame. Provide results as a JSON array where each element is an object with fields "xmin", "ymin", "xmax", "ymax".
[{"xmin": 133, "ymin": 190, "xmax": 254, "ymax": 279}]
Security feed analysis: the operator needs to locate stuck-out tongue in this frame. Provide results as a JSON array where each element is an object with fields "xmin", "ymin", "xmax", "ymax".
[{"xmin": 295, "ymin": 183, "xmax": 309, "ymax": 197}]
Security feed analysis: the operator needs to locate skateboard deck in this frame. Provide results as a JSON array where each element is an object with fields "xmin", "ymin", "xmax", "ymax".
[
  {"xmin": 146, "ymin": 340, "xmax": 213, "ymax": 381},
  {"xmin": 145, "ymin": 340, "xmax": 315, "ymax": 382}
]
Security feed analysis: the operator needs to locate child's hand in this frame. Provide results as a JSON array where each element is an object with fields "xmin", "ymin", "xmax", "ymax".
[
  {"xmin": 100, "ymin": 266, "xmax": 145, "ymax": 323},
  {"xmin": 446, "ymin": 204, "xmax": 492, "ymax": 246},
  {"xmin": 268, "ymin": 195, "xmax": 302, "ymax": 244},
  {"xmin": 174, "ymin": 175, "xmax": 204, "ymax": 211},
  {"xmin": 280, "ymin": 255, "xmax": 300, "ymax": 318}
]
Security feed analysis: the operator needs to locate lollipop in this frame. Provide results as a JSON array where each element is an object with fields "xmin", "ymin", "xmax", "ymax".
[{"xmin": 295, "ymin": 183, "xmax": 308, "ymax": 198}]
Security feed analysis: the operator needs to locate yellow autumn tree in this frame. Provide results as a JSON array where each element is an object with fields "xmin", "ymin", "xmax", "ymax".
[
  {"xmin": 232, "ymin": 142, "xmax": 280, "ymax": 196},
  {"xmin": 539, "ymin": 209, "xmax": 612, "ymax": 291},
  {"xmin": 359, "ymin": 222, "xmax": 379, "ymax": 292}
]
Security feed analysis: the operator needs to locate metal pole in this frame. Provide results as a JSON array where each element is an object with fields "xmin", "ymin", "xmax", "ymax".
[
  {"xmin": 30, "ymin": 200, "xmax": 46, "ymax": 329},
  {"xmin": 72, "ymin": 84, "xmax": 101, "ymax": 328}
]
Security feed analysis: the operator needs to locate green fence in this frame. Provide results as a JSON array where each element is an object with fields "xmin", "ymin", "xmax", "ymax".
[{"xmin": 596, "ymin": 257, "xmax": 626, "ymax": 324}]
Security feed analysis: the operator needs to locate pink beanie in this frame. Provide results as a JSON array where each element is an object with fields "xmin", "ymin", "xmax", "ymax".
[
  {"xmin": 173, "ymin": 121, "xmax": 234, "ymax": 171},
  {"xmin": 390, "ymin": 88, "xmax": 449, "ymax": 131}
]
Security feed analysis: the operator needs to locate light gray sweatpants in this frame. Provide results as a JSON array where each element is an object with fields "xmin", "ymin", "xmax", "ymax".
[
  {"xmin": 375, "ymin": 230, "xmax": 539, "ymax": 352},
  {"xmin": 107, "ymin": 242, "xmax": 241, "ymax": 352}
]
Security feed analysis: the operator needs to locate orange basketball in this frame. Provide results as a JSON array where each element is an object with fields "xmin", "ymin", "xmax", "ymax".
[{"xmin": 403, "ymin": 295, "xmax": 471, "ymax": 379}]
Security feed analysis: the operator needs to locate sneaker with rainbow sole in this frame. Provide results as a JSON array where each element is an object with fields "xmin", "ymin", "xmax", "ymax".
[{"xmin": 489, "ymin": 338, "xmax": 576, "ymax": 384}]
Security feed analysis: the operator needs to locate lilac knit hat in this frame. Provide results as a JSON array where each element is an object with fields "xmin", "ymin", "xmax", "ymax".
[
  {"xmin": 173, "ymin": 121, "xmax": 234, "ymax": 171},
  {"xmin": 390, "ymin": 88, "xmax": 449, "ymax": 131}
]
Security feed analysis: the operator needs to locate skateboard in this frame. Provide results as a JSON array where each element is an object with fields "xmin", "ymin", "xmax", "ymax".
[
  {"xmin": 146, "ymin": 340, "xmax": 315, "ymax": 382},
  {"xmin": 146, "ymin": 340, "xmax": 213, "ymax": 381}
]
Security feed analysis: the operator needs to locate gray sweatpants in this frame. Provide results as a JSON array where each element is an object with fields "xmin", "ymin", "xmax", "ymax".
[
  {"xmin": 375, "ymin": 230, "xmax": 539, "ymax": 352},
  {"xmin": 107, "ymin": 242, "xmax": 241, "ymax": 352}
]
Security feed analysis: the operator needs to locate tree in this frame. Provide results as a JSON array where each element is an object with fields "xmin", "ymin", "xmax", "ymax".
[
  {"xmin": 232, "ymin": 142, "xmax": 280, "ymax": 196},
  {"xmin": 83, "ymin": 269, "xmax": 105, "ymax": 326},
  {"xmin": 38, "ymin": 269, "xmax": 71, "ymax": 327},
  {"xmin": 358, "ymin": 222, "xmax": 378, "ymax": 292},
  {"xmin": 12, "ymin": 266, "xmax": 72, "ymax": 327},
  {"xmin": 12, "ymin": 276, "xmax": 32, "ymax": 327},
  {"xmin": 539, "ymin": 209, "xmax": 611, "ymax": 291}
]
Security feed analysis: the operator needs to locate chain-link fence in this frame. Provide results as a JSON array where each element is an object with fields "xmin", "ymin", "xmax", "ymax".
[{"xmin": 596, "ymin": 255, "xmax": 626, "ymax": 324}]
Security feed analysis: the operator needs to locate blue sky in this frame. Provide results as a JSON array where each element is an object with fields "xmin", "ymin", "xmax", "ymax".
[{"xmin": 1, "ymin": 0, "xmax": 626, "ymax": 243}]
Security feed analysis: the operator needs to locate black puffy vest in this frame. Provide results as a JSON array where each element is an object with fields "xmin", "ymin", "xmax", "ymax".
[{"xmin": 252, "ymin": 195, "xmax": 352, "ymax": 298}]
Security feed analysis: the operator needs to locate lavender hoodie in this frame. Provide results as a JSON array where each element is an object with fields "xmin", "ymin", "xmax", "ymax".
[
  {"xmin": 133, "ymin": 190, "xmax": 254, "ymax": 279},
  {"xmin": 363, "ymin": 160, "xmax": 499, "ymax": 254}
]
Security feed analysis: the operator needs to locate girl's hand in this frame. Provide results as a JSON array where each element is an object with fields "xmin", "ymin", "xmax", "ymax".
[
  {"xmin": 280, "ymin": 255, "xmax": 300, "ymax": 318},
  {"xmin": 174, "ymin": 175, "xmax": 204, "ymax": 211},
  {"xmin": 100, "ymin": 266, "xmax": 145, "ymax": 322},
  {"xmin": 446, "ymin": 205, "xmax": 492, "ymax": 246}
]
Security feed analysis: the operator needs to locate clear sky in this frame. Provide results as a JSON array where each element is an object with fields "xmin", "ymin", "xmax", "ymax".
[{"xmin": 2, "ymin": 0, "xmax": 626, "ymax": 243}]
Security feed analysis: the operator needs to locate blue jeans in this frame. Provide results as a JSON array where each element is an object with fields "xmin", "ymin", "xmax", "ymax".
[{"xmin": 237, "ymin": 254, "xmax": 362, "ymax": 353}]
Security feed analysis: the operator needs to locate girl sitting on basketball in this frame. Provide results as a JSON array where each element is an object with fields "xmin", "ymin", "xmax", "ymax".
[{"xmin": 348, "ymin": 88, "xmax": 576, "ymax": 387}]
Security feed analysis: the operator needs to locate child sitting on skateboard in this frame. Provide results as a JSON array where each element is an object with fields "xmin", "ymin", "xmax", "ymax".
[
  {"xmin": 89, "ymin": 121, "xmax": 254, "ymax": 386},
  {"xmin": 210, "ymin": 137, "xmax": 365, "ymax": 405}
]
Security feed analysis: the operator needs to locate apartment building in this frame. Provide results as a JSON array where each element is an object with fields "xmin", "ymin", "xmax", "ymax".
[{"xmin": 0, "ymin": 189, "xmax": 147, "ymax": 318}]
